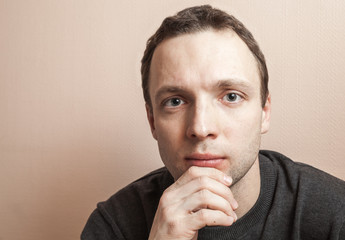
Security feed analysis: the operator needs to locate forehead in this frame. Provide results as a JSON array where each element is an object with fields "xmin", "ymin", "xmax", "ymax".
[{"xmin": 149, "ymin": 29, "xmax": 260, "ymax": 94}]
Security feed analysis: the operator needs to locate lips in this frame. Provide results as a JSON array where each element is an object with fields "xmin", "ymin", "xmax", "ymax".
[{"xmin": 185, "ymin": 153, "xmax": 226, "ymax": 168}]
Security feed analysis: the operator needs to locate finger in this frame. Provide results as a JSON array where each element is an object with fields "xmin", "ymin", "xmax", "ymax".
[
  {"xmin": 182, "ymin": 188, "xmax": 237, "ymax": 220},
  {"xmin": 192, "ymin": 232, "xmax": 198, "ymax": 240},
  {"xmin": 160, "ymin": 166, "xmax": 238, "ymax": 214},
  {"xmin": 173, "ymin": 166, "xmax": 233, "ymax": 189},
  {"xmin": 175, "ymin": 175, "xmax": 238, "ymax": 211},
  {"xmin": 188, "ymin": 209, "xmax": 235, "ymax": 230}
]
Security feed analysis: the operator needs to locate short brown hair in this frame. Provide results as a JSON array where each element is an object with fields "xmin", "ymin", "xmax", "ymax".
[{"xmin": 141, "ymin": 5, "xmax": 269, "ymax": 108}]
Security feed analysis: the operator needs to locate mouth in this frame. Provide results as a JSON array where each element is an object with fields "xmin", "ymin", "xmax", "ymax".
[{"xmin": 185, "ymin": 153, "xmax": 226, "ymax": 168}]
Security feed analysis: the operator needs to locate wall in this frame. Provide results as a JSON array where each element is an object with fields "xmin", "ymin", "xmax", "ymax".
[{"xmin": 1, "ymin": 0, "xmax": 345, "ymax": 239}]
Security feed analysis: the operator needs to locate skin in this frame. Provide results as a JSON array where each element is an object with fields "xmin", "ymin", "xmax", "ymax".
[{"xmin": 146, "ymin": 29, "xmax": 271, "ymax": 239}]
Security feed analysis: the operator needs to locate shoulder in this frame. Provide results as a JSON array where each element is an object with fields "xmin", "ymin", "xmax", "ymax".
[
  {"xmin": 259, "ymin": 150, "xmax": 345, "ymax": 237},
  {"xmin": 82, "ymin": 167, "xmax": 174, "ymax": 239},
  {"xmin": 115, "ymin": 167, "xmax": 172, "ymax": 196},
  {"xmin": 100, "ymin": 166, "xmax": 173, "ymax": 220},
  {"xmin": 259, "ymin": 150, "xmax": 345, "ymax": 197},
  {"xmin": 107, "ymin": 167, "xmax": 173, "ymax": 208}
]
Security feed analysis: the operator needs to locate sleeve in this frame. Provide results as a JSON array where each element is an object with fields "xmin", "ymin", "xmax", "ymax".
[{"xmin": 81, "ymin": 208, "xmax": 125, "ymax": 240}]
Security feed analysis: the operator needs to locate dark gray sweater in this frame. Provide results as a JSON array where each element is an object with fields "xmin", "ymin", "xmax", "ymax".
[{"xmin": 81, "ymin": 151, "xmax": 345, "ymax": 239}]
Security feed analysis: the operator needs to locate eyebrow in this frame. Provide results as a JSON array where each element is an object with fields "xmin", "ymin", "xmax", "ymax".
[{"xmin": 216, "ymin": 78, "xmax": 253, "ymax": 91}]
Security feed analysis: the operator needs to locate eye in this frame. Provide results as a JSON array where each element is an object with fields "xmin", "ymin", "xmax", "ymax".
[
  {"xmin": 223, "ymin": 92, "xmax": 243, "ymax": 103},
  {"xmin": 164, "ymin": 97, "xmax": 185, "ymax": 107}
]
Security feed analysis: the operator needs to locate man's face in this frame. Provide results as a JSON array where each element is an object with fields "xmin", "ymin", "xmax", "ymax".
[{"xmin": 147, "ymin": 30, "xmax": 271, "ymax": 184}]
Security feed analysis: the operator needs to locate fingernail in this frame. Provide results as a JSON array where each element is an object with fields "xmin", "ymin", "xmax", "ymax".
[
  {"xmin": 234, "ymin": 213, "xmax": 238, "ymax": 222},
  {"xmin": 228, "ymin": 216, "xmax": 234, "ymax": 224},
  {"xmin": 224, "ymin": 175, "xmax": 232, "ymax": 185},
  {"xmin": 232, "ymin": 200, "xmax": 239, "ymax": 210}
]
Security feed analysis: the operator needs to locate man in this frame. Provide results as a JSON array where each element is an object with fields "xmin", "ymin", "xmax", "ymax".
[{"xmin": 82, "ymin": 5, "xmax": 345, "ymax": 239}]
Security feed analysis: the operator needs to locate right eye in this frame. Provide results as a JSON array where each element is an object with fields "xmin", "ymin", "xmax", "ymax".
[{"xmin": 164, "ymin": 98, "xmax": 185, "ymax": 107}]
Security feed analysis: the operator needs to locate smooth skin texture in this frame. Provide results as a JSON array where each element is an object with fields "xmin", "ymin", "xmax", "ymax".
[{"xmin": 146, "ymin": 30, "xmax": 271, "ymax": 239}]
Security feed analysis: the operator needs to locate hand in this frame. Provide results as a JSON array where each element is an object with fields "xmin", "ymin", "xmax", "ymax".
[{"xmin": 148, "ymin": 166, "xmax": 238, "ymax": 240}]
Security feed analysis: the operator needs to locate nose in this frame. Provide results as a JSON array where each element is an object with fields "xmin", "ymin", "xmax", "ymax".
[{"xmin": 186, "ymin": 100, "xmax": 219, "ymax": 140}]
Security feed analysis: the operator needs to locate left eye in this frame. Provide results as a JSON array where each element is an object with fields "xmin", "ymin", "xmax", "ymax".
[
  {"xmin": 164, "ymin": 98, "xmax": 185, "ymax": 107},
  {"xmin": 223, "ymin": 93, "xmax": 243, "ymax": 103}
]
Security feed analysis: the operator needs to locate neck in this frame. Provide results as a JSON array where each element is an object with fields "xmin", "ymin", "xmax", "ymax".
[{"xmin": 231, "ymin": 158, "xmax": 261, "ymax": 219}]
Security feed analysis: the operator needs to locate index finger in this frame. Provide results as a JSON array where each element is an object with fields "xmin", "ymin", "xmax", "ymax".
[{"xmin": 172, "ymin": 166, "xmax": 233, "ymax": 190}]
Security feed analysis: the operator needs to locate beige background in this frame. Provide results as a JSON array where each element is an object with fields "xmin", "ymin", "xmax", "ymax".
[{"xmin": 1, "ymin": 0, "xmax": 345, "ymax": 239}]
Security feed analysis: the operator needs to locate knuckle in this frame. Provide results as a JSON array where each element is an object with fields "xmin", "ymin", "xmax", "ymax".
[
  {"xmin": 159, "ymin": 192, "xmax": 169, "ymax": 205},
  {"xmin": 164, "ymin": 215, "xmax": 181, "ymax": 235},
  {"xmin": 161, "ymin": 205, "xmax": 173, "ymax": 221},
  {"xmin": 197, "ymin": 209, "xmax": 208, "ymax": 222},
  {"xmin": 199, "ymin": 175, "xmax": 208, "ymax": 184},
  {"xmin": 159, "ymin": 190, "xmax": 174, "ymax": 208},
  {"xmin": 187, "ymin": 166, "xmax": 199, "ymax": 177},
  {"xmin": 199, "ymin": 189, "xmax": 210, "ymax": 200},
  {"xmin": 197, "ymin": 176, "xmax": 210, "ymax": 188},
  {"xmin": 167, "ymin": 220, "xmax": 177, "ymax": 234},
  {"xmin": 167, "ymin": 220, "xmax": 185, "ymax": 236}
]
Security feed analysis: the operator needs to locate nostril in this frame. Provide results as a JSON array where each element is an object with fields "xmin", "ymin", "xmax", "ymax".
[
  {"xmin": 187, "ymin": 129, "xmax": 217, "ymax": 140},
  {"xmin": 186, "ymin": 107, "xmax": 218, "ymax": 139}
]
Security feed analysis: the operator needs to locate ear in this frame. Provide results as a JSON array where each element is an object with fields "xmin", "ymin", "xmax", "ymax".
[
  {"xmin": 261, "ymin": 94, "xmax": 271, "ymax": 134},
  {"xmin": 146, "ymin": 104, "xmax": 157, "ymax": 140}
]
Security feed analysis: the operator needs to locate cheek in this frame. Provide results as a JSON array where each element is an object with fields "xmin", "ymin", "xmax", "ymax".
[
  {"xmin": 154, "ymin": 117, "xmax": 187, "ymax": 179},
  {"xmin": 154, "ymin": 116, "xmax": 185, "ymax": 144},
  {"xmin": 222, "ymin": 107, "xmax": 263, "ymax": 141}
]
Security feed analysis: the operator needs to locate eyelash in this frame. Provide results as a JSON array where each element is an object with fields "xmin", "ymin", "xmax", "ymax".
[
  {"xmin": 162, "ymin": 91, "xmax": 244, "ymax": 108},
  {"xmin": 221, "ymin": 92, "xmax": 244, "ymax": 104},
  {"xmin": 163, "ymin": 97, "xmax": 186, "ymax": 107}
]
